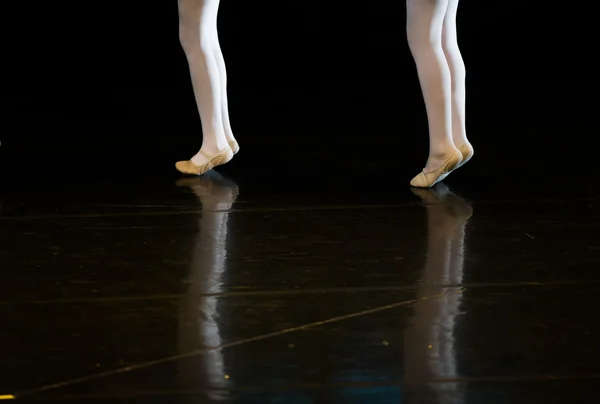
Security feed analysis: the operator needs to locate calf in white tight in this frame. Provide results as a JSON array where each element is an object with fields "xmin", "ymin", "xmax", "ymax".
[
  {"xmin": 176, "ymin": 0, "xmax": 239, "ymax": 176},
  {"xmin": 406, "ymin": 0, "xmax": 473, "ymax": 188}
]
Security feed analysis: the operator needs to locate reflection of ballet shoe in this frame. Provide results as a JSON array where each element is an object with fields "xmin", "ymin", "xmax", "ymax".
[
  {"xmin": 414, "ymin": 185, "xmax": 473, "ymax": 221},
  {"xmin": 229, "ymin": 140, "xmax": 240, "ymax": 154},
  {"xmin": 413, "ymin": 184, "xmax": 473, "ymax": 234},
  {"xmin": 410, "ymin": 149, "xmax": 463, "ymax": 188},
  {"xmin": 175, "ymin": 147, "xmax": 234, "ymax": 176},
  {"xmin": 176, "ymin": 171, "xmax": 239, "ymax": 205},
  {"xmin": 411, "ymin": 183, "xmax": 451, "ymax": 204},
  {"xmin": 455, "ymin": 142, "xmax": 474, "ymax": 169},
  {"xmin": 443, "ymin": 191, "xmax": 473, "ymax": 221},
  {"xmin": 176, "ymin": 170, "xmax": 238, "ymax": 191}
]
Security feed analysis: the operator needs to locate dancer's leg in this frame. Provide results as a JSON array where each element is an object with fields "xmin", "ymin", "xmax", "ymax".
[
  {"xmin": 178, "ymin": 0, "xmax": 230, "ymax": 167},
  {"xmin": 442, "ymin": 0, "xmax": 470, "ymax": 152},
  {"xmin": 208, "ymin": 3, "xmax": 236, "ymax": 146},
  {"xmin": 406, "ymin": 0, "xmax": 458, "ymax": 173}
]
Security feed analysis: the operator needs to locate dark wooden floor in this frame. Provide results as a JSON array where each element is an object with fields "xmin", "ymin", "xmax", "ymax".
[{"xmin": 1, "ymin": 81, "xmax": 600, "ymax": 403}]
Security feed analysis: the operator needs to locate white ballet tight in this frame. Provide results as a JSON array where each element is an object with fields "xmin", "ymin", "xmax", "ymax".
[
  {"xmin": 406, "ymin": 0, "xmax": 468, "ymax": 171},
  {"xmin": 178, "ymin": 0, "xmax": 467, "ymax": 172},
  {"xmin": 178, "ymin": 0, "xmax": 236, "ymax": 166}
]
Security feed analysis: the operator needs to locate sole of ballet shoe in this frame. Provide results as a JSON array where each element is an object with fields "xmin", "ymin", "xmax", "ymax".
[
  {"xmin": 410, "ymin": 149, "xmax": 463, "ymax": 188},
  {"xmin": 175, "ymin": 147, "xmax": 234, "ymax": 176}
]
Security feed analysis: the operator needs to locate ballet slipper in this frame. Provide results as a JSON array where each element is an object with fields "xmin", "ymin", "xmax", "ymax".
[
  {"xmin": 455, "ymin": 142, "xmax": 474, "ymax": 169},
  {"xmin": 229, "ymin": 140, "xmax": 240, "ymax": 154},
  {"xmin": 410, "ymin": 149, "xmax": 463, "ymax": 188},
  {"xmin": 175, "ymin": 147, "xmax": 234, "ymax": 176}
]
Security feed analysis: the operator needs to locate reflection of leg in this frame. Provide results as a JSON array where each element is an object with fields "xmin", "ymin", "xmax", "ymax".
[
  {"xmin": 432, "ymin": 188, "xmax": 471, "ymax": 402},
  {"xmin": 405, "ymin": 184, "xmax": 471, "ymax": 402},
  {"xmin": 442, "ymin": 0, "xmax": 473, "ymax": 167},
  {"xmin": 178, "ymin": 0, "xmax": 233, "ymax": 175},
  {"xmin": 405, "ymin": 185, "xmax": 455, "ymax": 394},
  {"xmin": 177, "ymin": 172, "xmax": 238, "ymax": 401}
]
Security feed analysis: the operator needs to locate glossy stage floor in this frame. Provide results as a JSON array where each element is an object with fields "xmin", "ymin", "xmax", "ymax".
[{"xmin": 1, "ymin": 84, "xmax": 600, "ymax": 403}]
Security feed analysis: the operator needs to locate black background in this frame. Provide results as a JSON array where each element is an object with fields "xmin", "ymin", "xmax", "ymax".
[{"xmin": 1, "ymin": 1, "xmax": 596, "ymax": 158}]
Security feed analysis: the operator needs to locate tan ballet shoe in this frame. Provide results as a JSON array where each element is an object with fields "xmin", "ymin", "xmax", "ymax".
[
  {"xmin": 229, "ymin": 140, "xmax": 240, "ymax": 154},
  {"xmin": 455, "ymin": 142, "xmax": 474, "ymax": 169},
  {"xmin": 175, "ymin": 147, "xmax": 234, "ymax": 176},
  {"xmin": 410, "ymin": 149, "xmax": 463, "ymax": 188}
]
